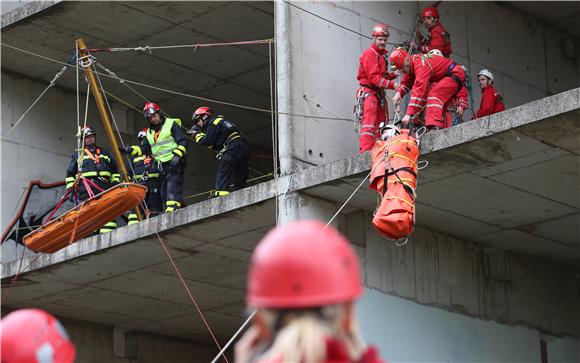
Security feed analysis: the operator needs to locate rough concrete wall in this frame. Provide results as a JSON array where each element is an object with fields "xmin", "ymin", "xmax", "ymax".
[
  {"xmin": 344, "ymin": 211, "xmax": 580, "ymax": 337},
  {"xmin": 281, "ymin": 1, "xmax": 580, "ymax": 167},
  {"xmin": 59, "ymin": 318, "xmax": 217, "ymax": 363}
]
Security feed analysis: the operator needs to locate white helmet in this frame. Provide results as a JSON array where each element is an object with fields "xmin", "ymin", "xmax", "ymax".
[
  {"xmin": 379, "ymin": 122, "xmax": 401, "ymax": 140},
  {"xmin": 477, "ymin": 69, "xmax": 494, "ymax": 82},
  {"xmin": 428, "ymin": 49, "xmax": 443, "ymax": 57}
]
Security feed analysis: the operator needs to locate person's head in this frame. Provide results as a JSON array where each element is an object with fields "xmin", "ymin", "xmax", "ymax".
[
  {"xmin": 427, "ymin": 49, "xmax": 443, "ymax": 58},
  {"xmin": 1, "ymin": 309, "xmax": 76, "ymax": 363},
  {"xmin": 477, "ymin": 69, "xmax": 494, "ymax": 89},
  {"xmin": 137, "ymin": 128, "xmax": 148, "ymax": 145},
  {"xmin": 82, "ymin": 125, "xmax": 96, "ymax": 147},
  {"xmin": 241, "ymin": 220, "xmax": 365, "ymax": 363},
  {"xmin": 192, "ymin": 106, "xmax": 213, "ymax": 128},
  {"xmin": 143, "ymin": 102, "xmax": 162, "ymax": 126},
  {"xmin": 371, "ymin": 23, "xmax": 390, "ymax": 50},
  {"xmin": 389, "ymin": 48, "xmax": 410, "ymax": 74},
  {"xmin": 421, "ymin": 7, "xmax": 439, "ymax": 29}
]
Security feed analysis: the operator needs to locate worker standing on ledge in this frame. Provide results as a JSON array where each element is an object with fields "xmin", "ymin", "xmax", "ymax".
[
  {"xmin": 188, "ymin": 106, "xmax": 250, "ymax": 198},
  {"xmin": 127, "ymin": 128, "xmax": 163, "ymax": 225},
  {"xmin": 125, "ymin": 102, "xmax": 187, "ymax": 213},
  {"xmin": 235, "ymin": 220, "xmax": 385, "ymax": 363},
  {"xmin": 66, "ymin": 125, "xmax": 120, "ymax": 233},
  {"xmin": 410, "ymin": 7, "xmax": 452, "ymax": 58},
  {"xmin": 474, "ymin": 69, "xmax": 505, "ymax": 119},
  {"xmin": 355, "ymin": 23, "xmax": 398, "ymax": 153}
]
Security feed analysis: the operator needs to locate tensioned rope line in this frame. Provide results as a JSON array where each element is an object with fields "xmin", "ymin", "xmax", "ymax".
[
  {"xmin": 87, "ymin": 39, "xmax": 273, "ymax": 53},
  {"xmin": 1, "ymin": 42, "xmax": 353, "ymax": 122},
  {"xmin": 209, "ymin": 168, "xmax": 372, "ymax": 363},
  {"xmin": 155, "ymin": 232, "xmax": 228, "ymax": 363},
  {"xmin": 7, "ymin": 64, "xmax": 68, "ymax": 135},
  {"xmin": 282, "ymin": 0, "xmax": 398, "ymax": 45}
]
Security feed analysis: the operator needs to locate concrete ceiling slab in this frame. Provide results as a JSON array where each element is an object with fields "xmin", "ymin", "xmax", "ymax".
[
  {"xmin": 1, "ymin": 1, "xmax": 275, "ymax": 148},
  {"xmin": 505, "ymin": 2, "xmax": 580, "ymax": 37},
  {"xmin": 517, "ymin": 213, "xmax": 580, "ymax": 248},
  {"xmin": 473, "ymin": 229, "xmax": 580, "ymax": 262}
]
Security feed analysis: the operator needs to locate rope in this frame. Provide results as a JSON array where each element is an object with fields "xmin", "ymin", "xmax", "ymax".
[
  {"xmin": 154, "ymin": 233, "xmax": 228, "ymax": 363},
  {"xmin": 2, "ymin": 252, "xmax": 43, "ymax": 303},
  {"xmin": 303, "ymin": 95, "xmax": 351, "ymax": 123},
  {"xmin": 210, "ymin": 169, "xmax": 373, "ymax": 363},
  {"xmin": 88, "ymin": 39, "xmax": 274, "ymax": 53},
  {"xmin": 209, "ymin": 310, "xmax": 256, "ymax": 363},
  {"xmin": 0, "ymin": 42, "xmax": 353, "ymax": 122},
  {"xmin": 6, "ymin": 65, "xmax": 68, "ymax": 135},
  {"xmin": 282, "ymin": 1, "xmax": 397, "ymax": 45}
]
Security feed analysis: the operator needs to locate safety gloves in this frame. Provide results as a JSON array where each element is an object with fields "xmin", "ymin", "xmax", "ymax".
[{"xmin": 120, "ymin": 145, "xmax": 141, "ymax": 156}]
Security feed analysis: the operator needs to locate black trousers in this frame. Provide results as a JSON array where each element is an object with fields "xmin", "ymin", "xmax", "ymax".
[
  {"xmin": 144, "ymin": 177, "xmax": 163, "ymax": 215},
  {"xmin": 161, "ymin": 165, "xmax": 184, "ymax": 206},
  {"xmin": 215, "ymin": 140, "xmax": 250, "ymax": 192}
]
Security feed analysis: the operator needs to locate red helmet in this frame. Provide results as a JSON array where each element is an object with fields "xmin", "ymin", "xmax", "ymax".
[
  {"xmin": 1, "ymin": 309, "xmax": 76, "ymax": 363},
  {"xmin": 421, "ymin": 7, "xmax": 439, "ymax": 19},
  {"xmin": 82, "ymin": 125, "xmax": 96, "ymax": 138},
  {"xmin": 143, "ymin": 102, "xmax": 160, "ymax": 118},
  {"xmin": 192, "ymin": 106, "xmax": 213, "ymax": 122},
  {"xmin": 137, "ymin": 128, "xmax": 147, "ymax": 140},
  {"xmin": 371, "ymin": 23, "xmax": 390, "ymax": 37},
  {"xmin": 247, "ymin": 220, "xmax": 362, "ymax": 309},
  {"xmin": 389, "ymin": 47, "xmax": 409, "ymax": 70}
]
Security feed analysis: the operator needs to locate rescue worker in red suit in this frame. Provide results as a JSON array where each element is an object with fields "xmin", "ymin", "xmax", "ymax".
[
  {"xmin": 391, "ymin": 48, "xmax": 466, "ymax": 130},
  {"xmin": 235, "ymin": 220, "xmax": 386, "ymax": 363},
  {"xmin": 356, "ymin": 23, "xmax": 398, "ymax": 153},
  {"xmin": 1, "ymin": 309, "xmax": 76, "ymax": 363},
  {"xmin": 474, "ymin": 69, "xmax": 505, "ymax": 118},
  {"xmin": 410, "ymin": 7, "xmax": 452, "ymax": 57}
]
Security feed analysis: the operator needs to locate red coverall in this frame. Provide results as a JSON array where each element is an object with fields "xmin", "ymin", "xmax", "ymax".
[
  {"xmin": 475, "ymin": 85, "xmax": 505, "ymax": 118},
  {"xmin": 420, "ymin": 22, "xmax": 452, "ymax": 57},
  {"xmin": 357, "ymin": 42, "xmax": 397, "ymax": 153},
  {"xmin": 397, "ymin": 54, "xmax": 465, "ymax": 128},
  {"xmin": 443, "ymin": 85, "xmax": 469, "ymax": 128}
]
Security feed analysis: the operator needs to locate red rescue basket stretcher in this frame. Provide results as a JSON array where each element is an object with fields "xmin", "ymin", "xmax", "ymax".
[
  {"xmin": 369, "ymin": 129, "xmax": 419, "ymax": 240},
  {"xmin": 23, "ymin": 183, "xmax": 147, "ymax": 253}
]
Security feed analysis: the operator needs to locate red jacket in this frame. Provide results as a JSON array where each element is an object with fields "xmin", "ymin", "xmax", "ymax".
[
  {"xmin": 358, "ymin": 42, "xmax": 397, "ymax": 92},
  {"xmin": 420, "ymin": 22, "xmax": 452, "ymax": 57},
  {"xmin": 455, "ymin": 85, "xmax": 469, "ymax": 110},
  {"xmin": 475, "ymin": 85, "xmax": 505, "ymax": 118},
  {"xmin": 397, "ymin": 54, "xmax": 465, "ymax": 116}
]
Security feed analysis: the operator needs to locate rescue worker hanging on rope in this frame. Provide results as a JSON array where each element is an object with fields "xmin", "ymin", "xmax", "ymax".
[
  {"xmin": 127, "ymin": 128, "xmax": 163, "ymax": 225},
  {"xmin": 65, "ymin": 125, "xmax": 120, "ymax": 233},
  {"xmin": 187, "ymin": 106, "xmax": 250, "ymax": 198},
  {"xmin": 125, "ymin": 102, "xmax": 187, "ymax": 213},
  {"xmin": 355, "ymin": 23, "xmax": 398, "ymax": 153},
  {"xmin": 391, "ymin": 48, "xmax": 467, "ymax": 131},
  {"xmin": 474, "ymin": 69, "xmax": 505, "ymax": 118},
  {"xmin": 410, "ymin": 7, "xmax": 452, "ymax": 57}
]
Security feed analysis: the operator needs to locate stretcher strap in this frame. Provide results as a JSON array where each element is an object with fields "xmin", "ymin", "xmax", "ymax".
[{"xmin": 384, "ymin": 196, "xmax": 415, "ymax": 209}]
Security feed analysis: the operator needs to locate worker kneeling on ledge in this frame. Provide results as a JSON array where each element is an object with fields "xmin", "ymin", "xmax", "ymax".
[{"xmin": 187, "ymin": 106, "xmax": 250, "ymax": 198}]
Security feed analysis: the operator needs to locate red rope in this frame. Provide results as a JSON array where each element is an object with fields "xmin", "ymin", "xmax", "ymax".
[
  {"xmin": 2, "ymin": 252, "xmax": 43, "ymax": 303},
  {"xmin": 154, "ymin": 233, "xmax": 229, "ymax": 363}
]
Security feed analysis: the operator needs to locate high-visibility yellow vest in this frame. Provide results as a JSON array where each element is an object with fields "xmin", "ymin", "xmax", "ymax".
[{"xmin": 147, "ymin": 118, "xmax": 180, "ymax": 163}]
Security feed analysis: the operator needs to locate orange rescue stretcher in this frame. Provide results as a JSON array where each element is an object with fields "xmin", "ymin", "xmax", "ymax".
[
  {"xmin": 23, "ymin": 183, "xmax": 147, "ymax": 253},
  {"xmin": 369, "ymin": 129, "xmax": 419, "ymax": 240}
]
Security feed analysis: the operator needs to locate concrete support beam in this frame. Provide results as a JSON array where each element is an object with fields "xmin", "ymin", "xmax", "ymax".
[{"xmin": 1, "ymin": 1, "xmax": 61, "ymax": 28}]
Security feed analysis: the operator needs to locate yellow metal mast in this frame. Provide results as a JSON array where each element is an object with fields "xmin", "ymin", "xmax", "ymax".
[{"xmin": 76, "ymin": 38, "xmax": 143, "ymax": 220}]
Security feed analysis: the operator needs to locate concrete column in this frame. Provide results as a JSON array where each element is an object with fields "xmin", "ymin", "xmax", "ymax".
[{"xmin": 274, "ymin": 0, "xmax": 293, "ymax": 175}]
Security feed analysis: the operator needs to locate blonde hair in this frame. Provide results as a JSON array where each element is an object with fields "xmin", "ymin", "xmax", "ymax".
[{"xmin": 254, "ymin": 304, "xmax": 366, "ymax": 363}]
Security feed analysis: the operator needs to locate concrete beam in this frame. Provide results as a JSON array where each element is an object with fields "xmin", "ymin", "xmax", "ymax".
[
  {"xmin": 3, "ymin": 87, "xmax": 579, "ymax": 278},
  {"xmin": 1, "ymin": 1, "xmax": 61, "ymax": 28}
]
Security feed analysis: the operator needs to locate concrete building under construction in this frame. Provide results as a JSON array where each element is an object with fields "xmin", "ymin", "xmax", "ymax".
[{"xmin": 1, "ymin": 1, "xmax": 579, "ymax": 362}]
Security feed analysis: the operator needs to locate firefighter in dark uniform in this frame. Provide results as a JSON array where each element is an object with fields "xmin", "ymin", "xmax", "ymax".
[
  {"xmin": 126, "ymin": 102, "xmax": 187, "ymax": 213},
  {"xmin": 65, "ymin": 125, "xmax": 120, "ymax": 233},
  {"xmin": 187, "ymin": 106, "xmax": 250, "ymax": 197},
  {"xmin": 127, "ymin": 129, "xmax": 163, "ymax": 225}
]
